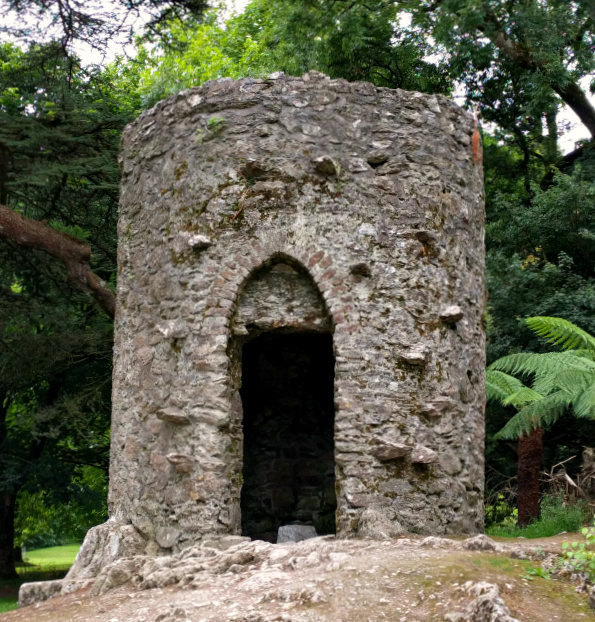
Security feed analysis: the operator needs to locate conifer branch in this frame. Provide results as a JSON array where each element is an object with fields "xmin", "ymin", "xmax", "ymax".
[{"xmin": 0, "ymin": 204, "xmax": 115, "ymax": 318}]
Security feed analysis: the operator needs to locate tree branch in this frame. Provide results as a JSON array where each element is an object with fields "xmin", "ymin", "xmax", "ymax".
[
  {"xmin": 477, "ymin": 12, "xmax": 595, "ymax": 138},
  {"xmin": 0, "ymin": 205, "xmax": 115, "ymax": 318}
]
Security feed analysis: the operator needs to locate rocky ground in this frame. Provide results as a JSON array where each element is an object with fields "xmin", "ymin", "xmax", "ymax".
[{"xmin": 3, "ymin": 534, "xmax": 594, "ymax": 622}]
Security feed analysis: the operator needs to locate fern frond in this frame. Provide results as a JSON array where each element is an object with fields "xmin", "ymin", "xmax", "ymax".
[
  {"xmin": 489, "ymin": 351, "xmax": 595, "ymax": 380},
  {"xmin": 495, "ymin": 391, "xmax": 570, "ymax": 440},
  {"xmin": 573, "ymin": 381, "xmax": 595, "ymax": 419},
  {"xmin": 541, "ymin": 368, "xmax": 595, "ymax": 397},
  {"xmin": 526, "ymin": 316, "xmax": 595, "ymax": 352},
  {"xmin": 485, "ymin": 369, "xmax": 527, "ymax": 403},
  {"xmin": 502, "ymin": 387, "xmax": 543, "ymax": 407}
]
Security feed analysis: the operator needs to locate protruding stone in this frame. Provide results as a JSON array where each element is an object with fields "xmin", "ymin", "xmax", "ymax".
[
  {"xmin": 462, "ymin": 534, "xmax": 500, "ymax": 551},
  {"xmin": 366, "ymin": 150, "xmax": 389, "ymax": 165},
  {"xmin": 277, "ymin": 524, "xmax": 318, "ymax": 543},
  {"xmin": 349, "ymin": 158, "xmax": 371, "ymax": 173},
  {"xmin": 166, "ymin": 453, "xmax": 194, "ymax": 473},
  {"xmin": 156, "ymin": 408, "xmax": 190, "ymax": 425},
  {"xmin": 419, "ymin": 396, "xmax": 456, "ymax": 419},
  {"xmin": 155, "ymin": 527, "xmax": 180, "ymax": 549},
  {"xmin": 156, "ymin": 320, "xmax": 188, "ymax": 339},
  {"xmin": 371, "ymin": 441, "xmax": 412, "ymax": 461},
  {"xmin": 19, "ymin": 579, "xmax": 94, "ymax": 608},
  {"xmin": 440, "ymin": 305, "xmax": 464, "ymax": 324},
  {"xmin": 399, "ymin": 346, "xmax": 428, "ymax": 366},
  {"xmin": 313, "ymin": 155, "xmax": 338, "ymax": 176},
  {"xmin": 411, "ymin": 444, "xmax": 438, "ymax": 464},
  {"xmin": 187, "ymin": 234, "xmax": 212, "ymax": 249}
]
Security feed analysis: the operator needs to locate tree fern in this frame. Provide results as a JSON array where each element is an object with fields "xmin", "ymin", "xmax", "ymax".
[
  {"xmin": 489, "ymin": 316, "xmax": 595, "ymax": 440},
  {"xmin": 495, "ymin": 391, "xmax": 570, "ymax": 440}
]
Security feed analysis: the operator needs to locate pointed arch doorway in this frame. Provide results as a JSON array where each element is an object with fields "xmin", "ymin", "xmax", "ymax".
[{"xmin": 231, "ymin": 258, "xmax": 337, "ymax": 543}]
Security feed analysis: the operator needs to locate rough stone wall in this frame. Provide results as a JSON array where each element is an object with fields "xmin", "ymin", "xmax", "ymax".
[{"xmin": 103, "ymin": 71, "xmax": 485, "ymax": 562}]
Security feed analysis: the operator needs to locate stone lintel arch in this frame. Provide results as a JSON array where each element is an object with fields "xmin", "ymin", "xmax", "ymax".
[{"xmin": 208, "ymin": 246, "xmax": 350, "ymax": 340}]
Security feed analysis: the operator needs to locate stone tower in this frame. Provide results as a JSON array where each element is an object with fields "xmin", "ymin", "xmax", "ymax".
[{"xmin": 71, "ymin": 71, "xmax": 486, "ymax": 576}]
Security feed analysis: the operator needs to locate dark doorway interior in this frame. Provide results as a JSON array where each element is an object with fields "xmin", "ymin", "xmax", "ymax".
[{"xmin": 240, "ymin": 332, "xmax": 336, "ymax": 542}]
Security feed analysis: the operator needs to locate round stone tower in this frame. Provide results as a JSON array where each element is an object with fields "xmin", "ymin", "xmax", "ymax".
[{"xmin": 70, "ymin": 71, "xmax": 486, "ymax": 577}]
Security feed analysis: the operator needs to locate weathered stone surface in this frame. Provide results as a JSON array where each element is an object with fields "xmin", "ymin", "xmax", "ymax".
[
  {"xmin": 156, "ymin": 527, "xmax": 181, "ymax": 549},
  {"xmin": 277, "ymin": 525, "xmax": 318, "ymax": 543},
  {"xmin": 462, "ymin": 582, "xmax": 520, "ymax": 622},
  {"xmin": 65, "ymin": 521, "xmax": 145, "ymax": 581},
  {"xmin": 166, "ymin": 453, "xmax": 195, "ymax": 473},
  {"xmin": 357, "ymin": 508, "xmax": 403, "ymax": 539},
  {"xmin": 157, "ymin": 408, "xmax": 190, "ymax": 424},
  {"xmin": 18, "ymin": 580, "xmax": 63, "ymax": 607},
  {"xmin": 71, "ymin": 72, "xmax": 485, "ymax": 577}
]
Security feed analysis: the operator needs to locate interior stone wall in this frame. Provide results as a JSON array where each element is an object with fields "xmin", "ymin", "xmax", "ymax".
[{"xmin": 72, "ymin": 71, "xmax": 487, "ymax": 573}]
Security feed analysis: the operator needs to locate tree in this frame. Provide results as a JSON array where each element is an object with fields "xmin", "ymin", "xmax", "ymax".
[
  {"xmin": 487, "ymin": 317, "xmax": 595, "ymax": 525},
  {"xmin": 0, "ymin": 42, "xmax": 135, "ymax": 578},
  {"xmin": 137, "ymin": 0, "xmax": 451, "ymax": 107},
  {"xmin": 404, "ymin": 0, "xmax": 595, "ymax": 138},
  {"xmin": 0, "ymin": 0, "xmax": 208, "ymax": 53}
]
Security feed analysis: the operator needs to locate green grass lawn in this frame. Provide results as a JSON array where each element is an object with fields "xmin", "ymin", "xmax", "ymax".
[
  {"xmin": 0, "ymin": 544, "xmax": 81, "ymax": 613},
  {"xmin": 23, "ymin": 544, "xmax": 80, "ymax": 570}
]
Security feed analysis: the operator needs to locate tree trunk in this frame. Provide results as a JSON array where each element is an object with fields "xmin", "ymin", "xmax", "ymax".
[
  {"xmin": 517, "ymin": 426, "xmax": 543, "ymax": 527},
  {"xmin": 0, "ymin": 490, "xmax": 18, "ymax": 579},
  {"xmin": 13, "ymin": 546, "xmax": 23, "ymax": 563}
]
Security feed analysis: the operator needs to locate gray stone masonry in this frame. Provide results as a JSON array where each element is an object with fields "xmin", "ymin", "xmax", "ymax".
[{"xmin": 69, "ymin": 70, "xmax": 486, "ymax": 578}]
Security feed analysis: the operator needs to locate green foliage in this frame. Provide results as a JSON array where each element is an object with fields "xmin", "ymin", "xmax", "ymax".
[
  {"xmin": 487, "ymin": 317, "xmax": 595, "ymax": 439},
  {"xmin": 0, "ymin": 598, "xmax": 17, "ymax": 613},
  {"xmin": 24, "ymin": 544, "xmax": 80, "ymax": 569},
  {"xmin": 0, "ymin": 41, "xmax": 134, "ymax": 574},
  {"xmin": 487, "ymin": 495, "xmax": 586, "ymax": 539},
  {"xmin": 14, "ymin": 467, "xmax": 107, "ymax": 549},
  {"xmin": 562, "ymin": 519, "xmax": 595, "ymax": 580},
  {"xmin": 137, "ymin": 0, "xmax": 451, "ymax": 107}
]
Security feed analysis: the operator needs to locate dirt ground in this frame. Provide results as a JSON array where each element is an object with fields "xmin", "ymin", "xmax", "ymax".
[{"xmin": 2, "ymin": 535, "xmax": 594, "ymax": 622}]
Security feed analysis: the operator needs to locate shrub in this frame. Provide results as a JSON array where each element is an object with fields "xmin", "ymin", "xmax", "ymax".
[{"xmin": 486, "ymin": 494, "xmax": 587, "ymax": 539}]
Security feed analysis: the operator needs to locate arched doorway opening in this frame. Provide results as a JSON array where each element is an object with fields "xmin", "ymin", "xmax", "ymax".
[
  {"xmin": 240, "ymin": 331, "xmax": 336, "ymax": 542},
  {"xmin": 229, "ymin": 258, "xmax": 337, "ymax": 542}
]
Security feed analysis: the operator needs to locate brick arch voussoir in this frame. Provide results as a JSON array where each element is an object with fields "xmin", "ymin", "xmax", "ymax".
[{"xmin": 209, "ymin": 245, "xmax": 349, "ymax": 342}]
